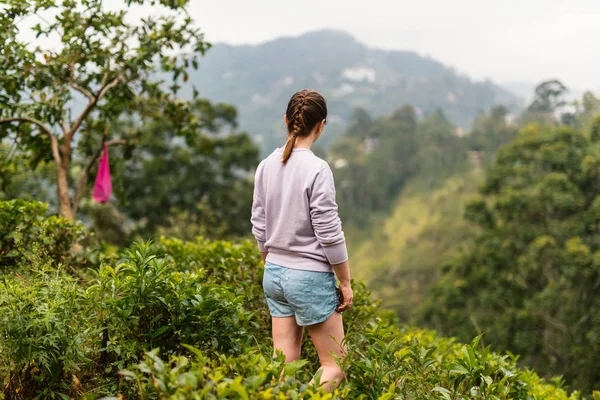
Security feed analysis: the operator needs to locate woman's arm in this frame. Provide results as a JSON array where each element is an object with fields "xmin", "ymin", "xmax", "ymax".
[
  {"xmin": 333, "ymin": 260, "xmax": 353, "ymax": 312},
  {"xmin": 309, "ymin": 166, "xmax": 349, "ymax": 265},
  {"xmin": 251, "ymin": 164, "xmax": 267, "ymax": 257},
  {"xmin": 309, "ymin": 164, "xmax": 353, "ymax": 311}
]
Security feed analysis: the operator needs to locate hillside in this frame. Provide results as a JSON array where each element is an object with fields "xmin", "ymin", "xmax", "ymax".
[
  {"xmin": 189, "ymin": 30, "xmax": 522, "ymax": 153},
  {"xmin": 0, "ymin": 200, "xmax": 587, "ymax": 399},
  {"xmin": 347, "ymin": 170, "xmax": 483, "ymax": 321}
]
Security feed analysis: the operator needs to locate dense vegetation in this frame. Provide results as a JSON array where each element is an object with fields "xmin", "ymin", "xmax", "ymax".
[
  {"xmin": 342, "ymin": 85, "xmax": 600, "ymax": 393},
  {"xmin": 0, "ymin": 0, "xmax": 259, "ymax": 243},
  {"xmin": 331, "ymin": 104, "xmax": 517, "ymax": 225},
  {"xmin": 0, "ymin": 199, "xmax": 591, "ymax": 399},
  {"xmin": 424, "ymin": 119, "xmax": 600, "ymax": 393}
]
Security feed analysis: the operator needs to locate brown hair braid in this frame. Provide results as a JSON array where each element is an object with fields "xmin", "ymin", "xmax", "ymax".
[{"xmin": 282, "ymin": 89, "xmax": 328, "ymax": 164}]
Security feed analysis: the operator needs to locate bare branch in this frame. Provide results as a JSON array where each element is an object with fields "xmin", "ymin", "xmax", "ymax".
[
  {"xmin": 98, "ymin": 76, "xmax": 122, "ymax": 100},
  {"xmin": 59, "ymin": 119, "xmax": 69, "ymax": 135},
  {"xmin": 67, "ymin": 101, "xmax": 95, "ymax": 143},
  {"xmin": 67, "ymin": 76, "xmax": 122, "ymax": 143},
  {"xmin": 0, "ymin": 117, "xmax": 61, "ymax": 164},
  {"xmin": 71, "ymin": 138, "xmax": 126, "ymax": 216},
  {"xmin": 68, "ymin": 82, "xmax": 94, "ymax": 102}
]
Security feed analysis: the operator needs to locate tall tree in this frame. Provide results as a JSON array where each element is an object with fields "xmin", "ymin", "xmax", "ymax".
[
  {"xmin": 528, "ymin": 79, "xmax": 568, "ymax": 113},
  {"xmin": 0, "ymin": 0, "xmax": 209, "ymax": 220}
]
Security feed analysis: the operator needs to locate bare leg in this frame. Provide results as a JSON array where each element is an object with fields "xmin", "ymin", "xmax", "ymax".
[
  {"xmin": 272, "ymin": 316, "xmax": 304, "ymax": 362},
  {"xmin": 307, "ymin": 311, "xmax": 346, "ymax": 392}
]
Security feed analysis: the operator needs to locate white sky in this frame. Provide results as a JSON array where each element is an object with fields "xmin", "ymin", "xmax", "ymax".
[
  {"xmin": 187, "ymin": 0, "xmax": 600, "ymax": 91},
  {"xmin": 16, "ymin": 0, "xmax": 600, "ymax": 92}
]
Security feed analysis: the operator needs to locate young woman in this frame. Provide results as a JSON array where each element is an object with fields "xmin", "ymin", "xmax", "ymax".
[{"xmin": 251, "ymin": 89, "xmax": 353, "ymax": 392}]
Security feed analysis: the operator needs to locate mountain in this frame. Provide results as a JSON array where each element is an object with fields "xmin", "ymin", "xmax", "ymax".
[{"xmin": 188, "ymin": 30, "xmax": 522, "ymax": 153}]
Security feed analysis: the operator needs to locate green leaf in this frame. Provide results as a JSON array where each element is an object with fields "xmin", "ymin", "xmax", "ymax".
[
  {"xmin": 283, "ymin": 359, "xmax": 309, "ymax": 375},
  {"xmin": 432, "ymin": 386, "xmax": 452, "ymax": 400},
  {"xmin": 229, "ymin": 377, "xmax": 248, "ymax": 400},
  {"xmin": 449, "ymin": 364, "xmax": 470, "ymax": 375}
]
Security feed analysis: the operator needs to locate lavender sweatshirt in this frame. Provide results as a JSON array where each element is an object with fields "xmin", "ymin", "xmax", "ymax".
[{"xmin": 251, "ymin": 147, "xmax": 348, "ymax": 273}]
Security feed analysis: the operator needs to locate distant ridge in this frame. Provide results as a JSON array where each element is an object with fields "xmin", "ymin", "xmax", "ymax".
[{"xmin": 186, "ymin": 29, "xmax": 522, "ymax": 152}]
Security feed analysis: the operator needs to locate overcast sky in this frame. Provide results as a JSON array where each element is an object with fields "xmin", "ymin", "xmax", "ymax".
[
  {"xmin": 15, "ymin": 0, "xmax": 600, "ymax": 93},
  {"xmin": 187, "ymin": 0, "xmax": 599, "ymax": 92}
]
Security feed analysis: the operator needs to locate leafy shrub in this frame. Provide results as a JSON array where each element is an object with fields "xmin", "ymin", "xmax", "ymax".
[
  {"xmin": 120, "ymin": 346, "xmax": 338, "ymax": 399},
  {"xmin": 85, "ymin": 241, "xmax": 257, "ymax": 375},
  {"xmin": 156, "ymin": 237, "xmax": 262, "ymax": 284},
  {"xmin": 0, "ymin": 228, "xmax": 590, "ymax": 399},
  {"xmin": 0, "ymin": 272, "xmax": 85, "ymax": 399},
  {"xmin": 0, "ymin": 199, "xmax": 85, "ymax": 270},
  {"xmin": 123, "ymin": 329, "xmax": 585, "ymax": 400}
]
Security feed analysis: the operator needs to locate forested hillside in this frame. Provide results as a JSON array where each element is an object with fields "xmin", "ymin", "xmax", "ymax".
[
  {"xmin": 189, "ymin": 30, "xmax": 521, "ymax": 153},
  {"xmin": 340, "ymin": 83, "xmax": 600, "ymax": 394}
]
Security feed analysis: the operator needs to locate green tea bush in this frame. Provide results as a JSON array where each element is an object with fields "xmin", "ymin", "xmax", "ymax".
[
  {"xmin": 0, "ymin": 201, "xmax": 592, "ymax": 398},
  {"xmin": 123, "ymin": 328, "xmax": 585, "ymax": 400},
  {"xmin": 0, "ymin": 272, "xmax": 85, "ymax": 398},
  {"xmin": 0, "ymin": 199, "xmax": 85, "ymax": 270},
  {"xmin": 86, "ymin": 241, "xmax": 257, "ymax": 373}
]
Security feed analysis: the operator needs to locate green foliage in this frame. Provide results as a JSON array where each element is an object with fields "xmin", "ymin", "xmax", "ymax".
[
  {"xmin": 331, "ymin": 107, "xmax": 471, "ymax": 224},
  {"xmin": 121, "ymin": 325, "xmax": 581, "ymax": 400},
  {"xmin": 468, "ymin": 105, "xmax": 519, "ymax": 157},
  {"xmin": 0, "ymin": 143, "xmax": 55, "ymax": 204},
  {"xmin": 86, "ymin": 241, "xmax": 257, "ymax": 374},
  {"xmin": 113, "ymin": 101, "xmax": 259, "ymax": 240},
  {"xmin": 0, "ymin": 199, "xmax": 84, "ymax": 269},
  {"xmin": 0, "ymin": 0, "xmax": 213, "ymax": 220},
  {"xmin": 424, "ymin": 123, "xmax": 600, "ymax": 393},
  {"xmin": 0, "ymin": 201, "xmax": 584, "ymax": 398},
  {"xmin": 348, "ymin": 172, "xmax": 482, "ymax": 321},
  {"xmin": 337, "ymin": 104, "xmax": 517, "ymax": 321},
  {"xmin": 0, "ymin": 271, "xmax": 85, "ymax": 398}
]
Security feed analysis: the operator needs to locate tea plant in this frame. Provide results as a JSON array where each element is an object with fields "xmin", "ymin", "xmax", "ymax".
[{"xmin": 0, "ymin": 200, "xmax": 594, "ymax": 399}]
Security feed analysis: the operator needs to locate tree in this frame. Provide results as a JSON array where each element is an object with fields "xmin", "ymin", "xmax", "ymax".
[
  {"xmin": 520, "ymin": 80, "xmax": 569, "ymax": 127},
  {"xmin": 423, "ymin": 123, "xmax": 600, "ymax": 392},
  {"xmin": 113, "ymin": 99, "xmax": 259, "ymax": 239},
  {"xmin": 468, "ymin": 105, "xmax": 518, "ymax": 159},
  {"xmin": 579, "ymin": 91, "xmax": 600, "ymax": 133},
  {"xmin": 0, "ymin": 0, "xmax": 209, "ymax": 220},
  {"xmin": 528, "ymin": 79, "xmax": 568, "ymax": 113}
]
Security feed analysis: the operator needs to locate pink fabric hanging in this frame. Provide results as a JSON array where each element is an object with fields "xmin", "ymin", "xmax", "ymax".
[{"xmin": 93, "ymin": 142, "xmax": 112, "ymax": 203}]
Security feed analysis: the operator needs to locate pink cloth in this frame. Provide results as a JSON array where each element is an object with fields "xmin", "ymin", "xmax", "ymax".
[{"xmin": 93, "ymin": 142, "xmax": 112, "ymax": 203}]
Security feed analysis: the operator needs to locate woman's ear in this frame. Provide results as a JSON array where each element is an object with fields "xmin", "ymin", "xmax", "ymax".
[
  {"xmin": 284, "ymin": 114, "xmax": 288, "ymax": 126},
  {"xmin": 314, "ymin": 120, "xmax": 325, "ymax": 140}
]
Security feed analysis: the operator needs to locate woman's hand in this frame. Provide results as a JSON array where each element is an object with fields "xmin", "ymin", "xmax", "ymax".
[{"xmin": 337, "ymin": 282, "xmax": 353, "ymax": 313}]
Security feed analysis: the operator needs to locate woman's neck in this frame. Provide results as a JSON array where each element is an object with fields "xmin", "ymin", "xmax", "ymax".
[{"xmin": 294, "ymin": 132, "xmax": 316, "ymax": 149}]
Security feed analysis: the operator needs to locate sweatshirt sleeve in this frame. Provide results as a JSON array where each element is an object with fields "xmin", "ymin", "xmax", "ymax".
[
  {"xmin": 309, "ymin": 164, "xmax": 348, "ymax": 265},
  {"xmin": 250, "ymin": 164, "xmax": 267, "ymax": 252}
]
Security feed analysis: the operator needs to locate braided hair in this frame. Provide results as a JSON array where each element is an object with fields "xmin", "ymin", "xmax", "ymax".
[{"xmin": 282, "ymin": 89, "xmax": 327, "ymax": 164}]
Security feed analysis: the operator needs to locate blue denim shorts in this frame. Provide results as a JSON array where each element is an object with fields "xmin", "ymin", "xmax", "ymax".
[{"xmin": 263, "ymin": 262, "xmax": 340, "ymax": 326}]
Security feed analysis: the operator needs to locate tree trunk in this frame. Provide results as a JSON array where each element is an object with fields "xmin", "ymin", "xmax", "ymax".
[{"xmin": 56, "ymin": 161, "xmax": 74, "ymax": 221}]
